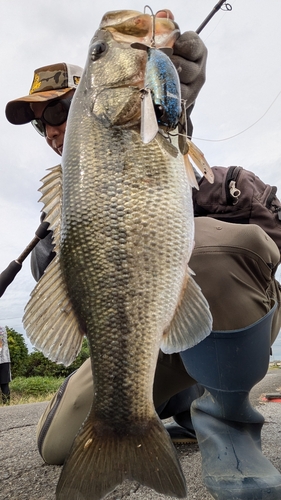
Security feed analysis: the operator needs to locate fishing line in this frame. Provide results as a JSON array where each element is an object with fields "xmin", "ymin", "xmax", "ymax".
[{"xmin": 192, "ymin": 88, "xmax": 281, "ymax": 143}]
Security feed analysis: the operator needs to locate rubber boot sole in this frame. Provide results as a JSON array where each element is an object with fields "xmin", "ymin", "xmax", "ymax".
[{"xmin": 165, "ymin": 422, "xmax": 198, "ymax": 444}]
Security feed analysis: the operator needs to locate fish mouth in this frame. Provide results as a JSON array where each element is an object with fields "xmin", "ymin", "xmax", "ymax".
[{"xmin": 99, "ymin": 10, "xmax": 179, "ymax": 48}]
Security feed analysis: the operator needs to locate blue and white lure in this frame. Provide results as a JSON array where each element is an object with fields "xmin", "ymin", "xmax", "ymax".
[
  {"xmin": 131, "ymin": 9, "xmax": 182, "ymax": 143},
  {"xmin": 143, "ymin": 47, "xmax": 181, "ymax": 133}
]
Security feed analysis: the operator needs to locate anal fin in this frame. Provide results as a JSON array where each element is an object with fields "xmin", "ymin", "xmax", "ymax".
[{"xmin": 161, "ymin": 269, "xmax": 212, "ymax": 354}]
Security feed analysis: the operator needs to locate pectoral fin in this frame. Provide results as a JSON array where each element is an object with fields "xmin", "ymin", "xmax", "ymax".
[
  {"xmin": 187, "ymin": 139, "xmax": 214, "ymax": 184},
  {"xmin": 23, "ymin": 164, "xmax": 84, "ymax": 366},
  {"xmin": 183, "ymin": 153, "xmax": 199, "ymax": 189},
  {"xmin": 161, "ymin": 270, "xmax": 212, "ymax": 354}
]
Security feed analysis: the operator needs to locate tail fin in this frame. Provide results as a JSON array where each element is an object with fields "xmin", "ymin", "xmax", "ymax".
[{"xmin": 56, "ymin": 412, "xmax": 187, "ymax": 499}]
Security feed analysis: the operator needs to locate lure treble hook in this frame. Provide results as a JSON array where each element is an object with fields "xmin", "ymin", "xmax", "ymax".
[{"xmin": 143, "ymin": 5, "xmax": 156, "ymax": 47}]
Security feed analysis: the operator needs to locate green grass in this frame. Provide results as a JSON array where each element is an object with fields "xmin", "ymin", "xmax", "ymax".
[{"xmin": 6, "ymin": 376, "xmax": 65, "ymax": 405}]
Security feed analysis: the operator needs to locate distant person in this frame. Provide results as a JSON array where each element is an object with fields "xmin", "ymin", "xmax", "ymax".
[{"xmin": 0, "ymin": 326, "xmax": 11, "ymax": 404}]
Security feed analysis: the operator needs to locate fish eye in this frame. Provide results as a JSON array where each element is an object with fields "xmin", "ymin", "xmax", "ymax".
[{"xmin": 90, "ymin": 41, "xmax": 107, "ymax": 61}]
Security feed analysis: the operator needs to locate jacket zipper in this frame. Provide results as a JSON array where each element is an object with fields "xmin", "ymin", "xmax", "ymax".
[{"xmin": 225, "ymin": 166, "xmax": 242, "ymax": 205}]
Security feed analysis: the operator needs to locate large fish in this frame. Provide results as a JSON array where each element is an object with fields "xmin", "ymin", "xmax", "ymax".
[{"xmin": 23, "ymin": 10, "xmax": 212, "ymax": 500}]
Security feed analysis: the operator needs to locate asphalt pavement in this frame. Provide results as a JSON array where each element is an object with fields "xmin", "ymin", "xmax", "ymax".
[{"xmin": 1, "ymin": 368, "xmax": 281, "ymax": 500}]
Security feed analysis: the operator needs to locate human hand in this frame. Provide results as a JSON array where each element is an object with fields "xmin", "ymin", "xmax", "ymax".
[
  {"xmin": 171, "ymin": 30, "xmax": 207, "ymax": 107},
  {"xmin": 155, "ymin": 10, "xmax": 207, "ymax": 111}
]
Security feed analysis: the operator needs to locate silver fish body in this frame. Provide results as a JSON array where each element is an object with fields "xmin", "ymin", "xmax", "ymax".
[{"xmin": 23, "ymin": 15, "xmax": 212, "ymax": 500}]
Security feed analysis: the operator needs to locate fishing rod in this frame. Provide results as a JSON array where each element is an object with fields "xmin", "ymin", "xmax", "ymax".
[
  {"xmin": 0, "ymin": 221, "xmax": 49, "ymax": 297},
  {"xmin": 196, "ymin": 0, "xmax": 232, "ymax": 34}
]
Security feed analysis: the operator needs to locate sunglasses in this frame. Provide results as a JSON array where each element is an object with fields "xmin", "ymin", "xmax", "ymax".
[{"xmin": 31, "ymin": 96, "xmax": 73, "ymax": 137}]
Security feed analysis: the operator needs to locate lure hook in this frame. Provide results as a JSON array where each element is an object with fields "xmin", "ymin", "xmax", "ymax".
[
  {"xmin": 143, "ymin": 4, "xmax": 153, "ymax": 15},
  {"xmin": 143, "ymin": 5, "xmax": 156, "ymax": 47},
  {"xmin": 143, "ymin": 6, "xmax": 175, "ymax": 47}
]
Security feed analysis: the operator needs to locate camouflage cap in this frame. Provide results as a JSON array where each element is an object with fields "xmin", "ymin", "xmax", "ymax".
[{"xmin": 5, "ymin": 62, "xmax": 83, "ymax": 125}]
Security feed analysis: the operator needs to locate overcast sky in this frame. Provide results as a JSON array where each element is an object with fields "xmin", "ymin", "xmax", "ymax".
[{"xmin": 1, "ymin": 0, "xmax": 281, "ymax": 353}]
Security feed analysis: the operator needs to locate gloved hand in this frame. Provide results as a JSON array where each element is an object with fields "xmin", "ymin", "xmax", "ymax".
[
  {"xmin": 171, "ymin": 31, "xmax": 207, "ymax": 108},
  {"xmin": 30, "ymin": 212, "xmax": 56, "ymax": 282}
]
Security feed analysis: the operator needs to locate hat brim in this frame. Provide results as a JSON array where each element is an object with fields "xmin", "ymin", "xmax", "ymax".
[{"xmin": 5, "ymin": 88, "xmax": 73, "ymax": 125}]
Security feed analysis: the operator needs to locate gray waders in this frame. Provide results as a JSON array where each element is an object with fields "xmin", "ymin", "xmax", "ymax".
[{"xmin": 180, "ymin": 303, "xmax": 281, "ymax": 500}]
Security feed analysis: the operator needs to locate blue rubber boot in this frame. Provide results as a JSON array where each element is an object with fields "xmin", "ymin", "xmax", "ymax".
[
  {"xmin": 180, "ymin": 304, "xmax": 281, "ymax": 499},
  {"xmin": 157, "ymin": 384, "xmax": 204, "ymax": 443}
]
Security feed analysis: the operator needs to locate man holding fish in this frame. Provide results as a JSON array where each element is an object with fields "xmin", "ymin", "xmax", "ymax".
[{"xmin": 5, "ymin": 8, "xmax": 281, "ymax": 500}]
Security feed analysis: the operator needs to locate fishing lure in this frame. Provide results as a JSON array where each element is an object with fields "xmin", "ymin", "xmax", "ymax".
[
  {"xmin": 145, "ymin": 47, "xmax": 181, "ymax": 128},
  {"xmin": 137, "ymin": 46, "xmax": 181, "ymax": 143},
  {"xmin": 132, "ymin": 7, "xmax": 182, "ymax": 143}
]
